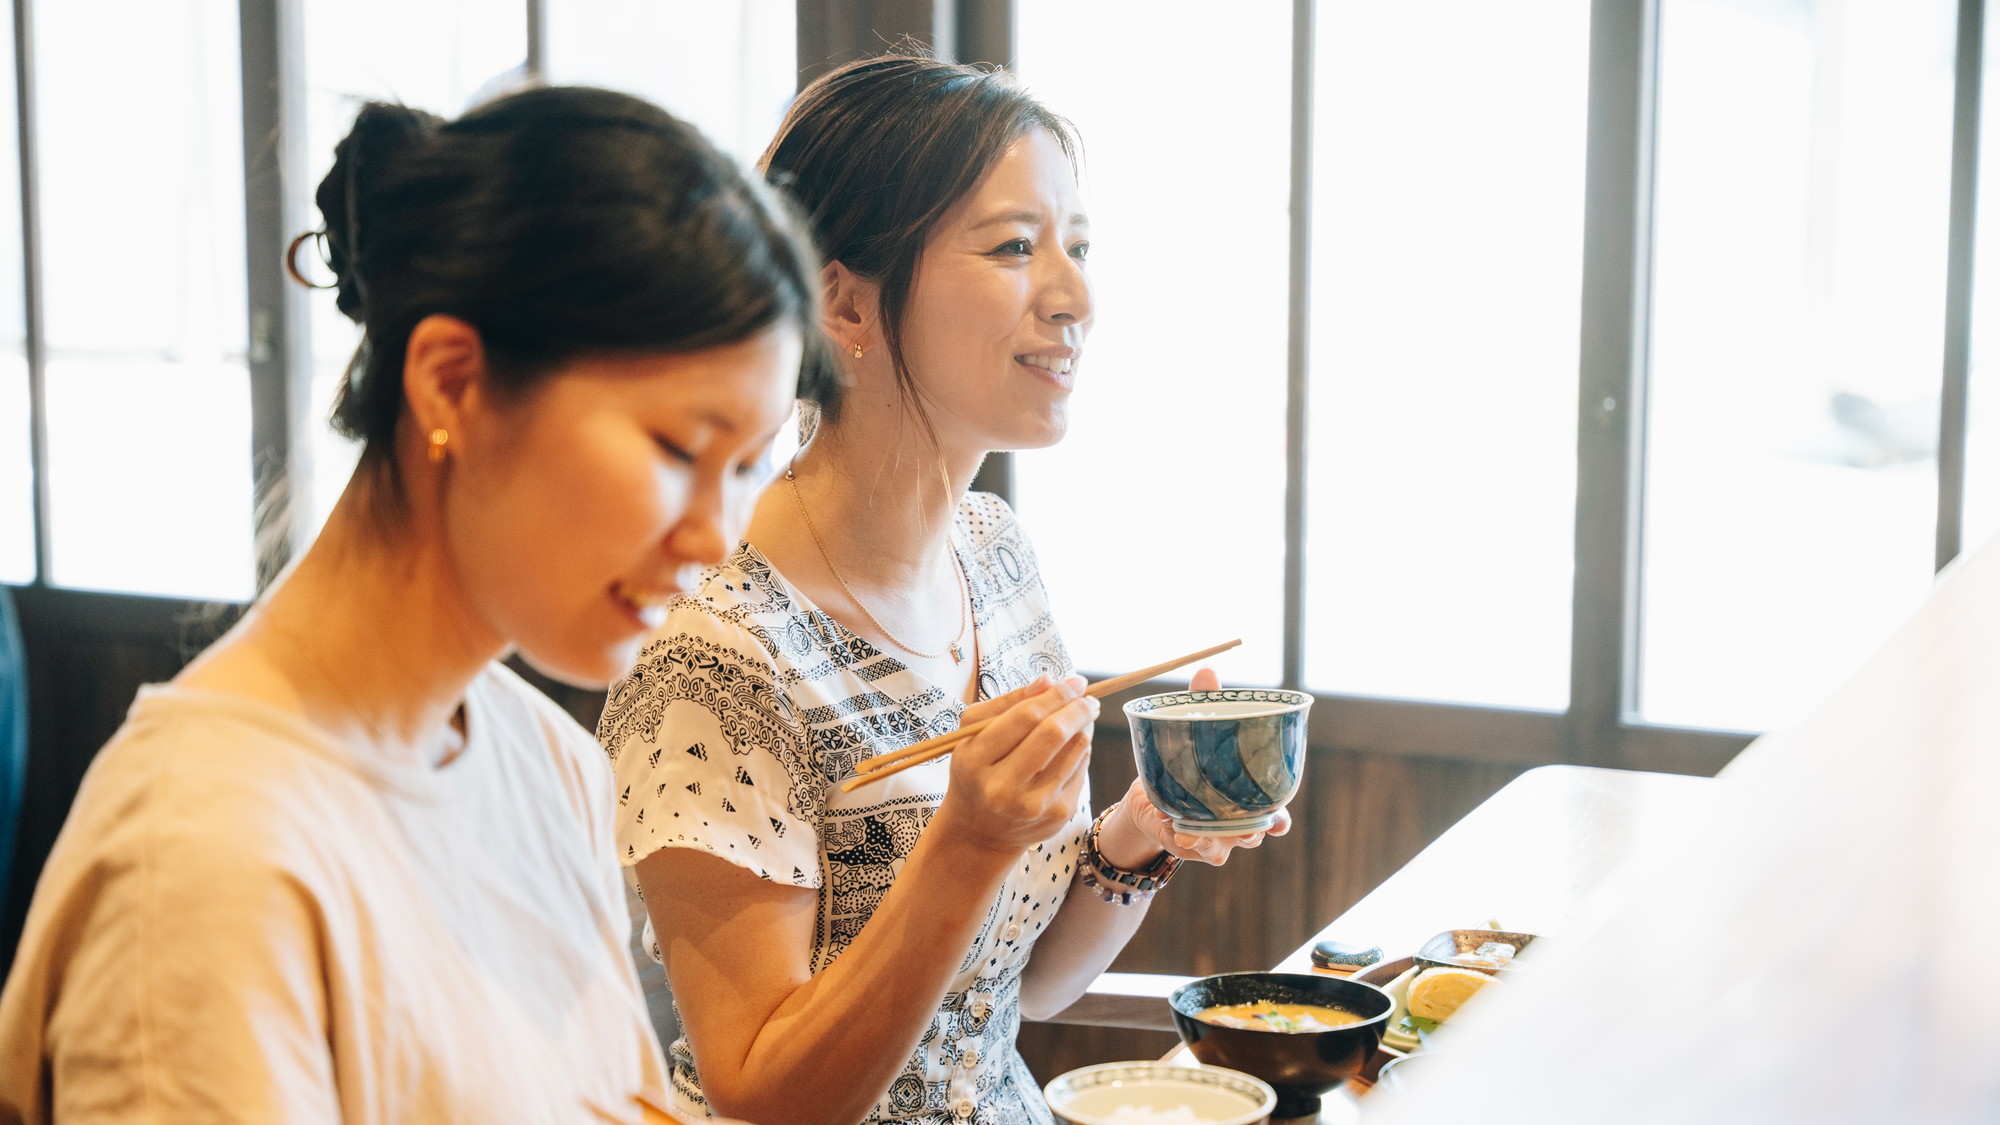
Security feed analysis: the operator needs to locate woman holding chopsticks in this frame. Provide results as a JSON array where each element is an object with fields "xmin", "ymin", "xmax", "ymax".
[{"xmin": 598, "ymin": 54, "xmax": 1287, "ymax": 1125}]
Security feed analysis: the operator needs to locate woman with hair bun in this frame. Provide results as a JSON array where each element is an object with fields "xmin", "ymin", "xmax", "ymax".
[
  {"xmin": 0, "ymin": 87, "xmax": 817, "ymax": 1124},
  {"xmin": 600, "ymin": 54, "xmax": 1285, "ymax": 1125}
]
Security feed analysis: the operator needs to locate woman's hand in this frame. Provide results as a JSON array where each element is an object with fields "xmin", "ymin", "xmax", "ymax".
[
  {"xmin": 1112, "ymin": 776, "xmax": 1291, "ymax": 865},
  {"xmin": 931, "ymin": 675, "xmax": 1097, "ymax": 858}
]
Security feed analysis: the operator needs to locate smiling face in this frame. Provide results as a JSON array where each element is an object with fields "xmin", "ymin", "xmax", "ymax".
[
  {"xmin": 444, "ymin": 326, "xmax": 801, "ymax": 686},
  {"xmin": 890, "ymin": 126, "xmax": 1093, "ymax": 454}
]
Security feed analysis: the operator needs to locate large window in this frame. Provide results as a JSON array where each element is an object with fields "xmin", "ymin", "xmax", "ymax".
[
  {"xmin": 1, "ymin": 0, "xmax": 793, "ymax": 590},
  {"xmin": 1640, "ymin": 0, "xmax": 1957, "ymax": 731},
  {"xmin": 1015, "ymin": 0, "xmax": 1994, "ymax": 754},
  {"xmin": 543, "ymin": 0, "xmax": 795, "ymax": 165},
  {"xmin": 1013, "ymin": 0, "xmax": 1293, "ymax": 688},
  {"xmin": 1301, "ymin": 1, "xmax": 1589, "ymax": 712},
  {"xmin": 36, "ymin": 0, "xmax": 251, "ymax": 600}
]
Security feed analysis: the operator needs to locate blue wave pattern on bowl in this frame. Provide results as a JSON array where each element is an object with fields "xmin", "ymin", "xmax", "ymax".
[{"xmin": 1125, "ymin": 689, "xmax": 1312, "ymax": 834}]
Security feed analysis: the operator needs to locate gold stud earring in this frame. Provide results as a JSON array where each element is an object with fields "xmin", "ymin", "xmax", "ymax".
[
  {"xmin": 428, "ymin": 428, "xmax": 449, "ymax": 464},
  {"xmin": 852, "ymin": 342, "xmax": 864, "ymax": 359}
]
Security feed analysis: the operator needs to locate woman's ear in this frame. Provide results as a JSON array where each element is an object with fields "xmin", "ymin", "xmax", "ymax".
[
  {"xmin": 402, "ymin": 314, "xmax": 489, "ymax": 448},
  {"xmin": 820, "ymin": 261, "xmax": 878, "ymax": 355}
]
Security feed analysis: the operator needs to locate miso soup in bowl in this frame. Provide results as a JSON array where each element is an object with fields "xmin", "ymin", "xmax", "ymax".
[{"xmin": 1169, "ymin": 971, "xmax": 1392, "ymax": 1122}]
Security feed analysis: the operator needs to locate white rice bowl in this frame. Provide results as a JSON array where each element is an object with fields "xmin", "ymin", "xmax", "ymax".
[{"xmin": 1044, "ymin": 1062, "xmax": 1275, "ymax": 1125}]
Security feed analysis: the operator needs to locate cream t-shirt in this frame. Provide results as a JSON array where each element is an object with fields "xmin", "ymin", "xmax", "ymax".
[{"xmin": 0, "ymin": 663, "xmax": 669, "ymax": 1124}]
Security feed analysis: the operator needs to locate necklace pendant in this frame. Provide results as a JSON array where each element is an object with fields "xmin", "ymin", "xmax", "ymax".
[{"xmin": 949, "ymin": 643, "xmax": 964, "ymax": 664}]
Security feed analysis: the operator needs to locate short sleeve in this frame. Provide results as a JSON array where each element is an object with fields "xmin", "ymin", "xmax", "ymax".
[
  {"xmin": 599, "ymin": 601, "xmax": 823, "ymax": 890},
  {"xmin": 3, "ymin": 795, "xmax": 341, "ymax": 1124}
]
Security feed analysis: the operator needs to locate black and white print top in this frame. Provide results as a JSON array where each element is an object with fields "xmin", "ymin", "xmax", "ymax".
[{"xmin": 599, "ymin": 492, "xmax": 1083, "ymax": 1125}]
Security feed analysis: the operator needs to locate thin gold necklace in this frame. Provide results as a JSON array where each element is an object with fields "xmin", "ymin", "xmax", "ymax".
[{"xmin": 784, "ymin": 462, "xmax": 970, "ymax": 664}]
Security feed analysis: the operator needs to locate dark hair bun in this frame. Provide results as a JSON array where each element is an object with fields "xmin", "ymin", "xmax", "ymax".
[
  {"xmin": 306, "ymin": 87, "xmax": 820, "ymax": 474},
  {"xmin": 317, "ymin": 102, "xmax": 443, "ymax": 324}
]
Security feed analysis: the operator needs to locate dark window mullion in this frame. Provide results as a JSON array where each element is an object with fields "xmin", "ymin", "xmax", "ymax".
[
  {"xmin": 14, "ymin": 0, "xmax": 48, "ymax": 586},
  {"xmin": 955, "ymin": 0, "xmax": 1012, "ymax": 68},
  {"xmin": 964, "ymin": 0, "xmax": 1015, "ymax": 503},
  {"xmin": 1937, "ymin": 0, "xmax": 1985, "ymax": 572},
  {"xmin": 239, "ymin": 0, "xmax": 312, "ymax": 588},
  {"xmin": 1567, "ymin": 0, "xmax": 1660, "ymax": 763},
  {"xmin": 1280, "ymin": 0, "xmax": 1313, "ymax": 692},
  {"xmin": 526, "ymin": 0, "xmax": 548, "ymax": 83}
]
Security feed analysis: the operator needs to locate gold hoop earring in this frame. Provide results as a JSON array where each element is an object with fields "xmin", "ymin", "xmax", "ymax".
[
  {"xmin": 852, "ymin": 342, "xmax": 864, "ymax": 359},
  {"xmin": 428, "ymin": 428, "xmax": 449, "ymax": 464}
]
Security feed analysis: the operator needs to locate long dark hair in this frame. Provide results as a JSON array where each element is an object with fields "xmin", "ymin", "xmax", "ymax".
[
  {"xmin": 760, "ymin": 53, "xmax": 1077, "ymax": 439},
  {"xmin": 314, "ymin": 85, "xmax": 821, "ymax": 499}
]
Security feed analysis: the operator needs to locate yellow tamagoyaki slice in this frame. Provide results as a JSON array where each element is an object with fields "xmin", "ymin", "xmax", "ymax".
[{"xmin": 1406, "ymin": 966, "xmax": 1498, "ymax": 1022}]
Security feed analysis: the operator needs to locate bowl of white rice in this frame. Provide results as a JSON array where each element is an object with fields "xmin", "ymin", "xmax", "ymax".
[{"xmin": 1043, "ymin": 1062, "xmax": 1276, "ymax": 1125}]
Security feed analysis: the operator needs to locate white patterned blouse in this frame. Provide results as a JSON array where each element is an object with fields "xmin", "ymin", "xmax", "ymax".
[{"xmin": 598, "ymin": 491, "xmax": 1084, "ymax": 1125}]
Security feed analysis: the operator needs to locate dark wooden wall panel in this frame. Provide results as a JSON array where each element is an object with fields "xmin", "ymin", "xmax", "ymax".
[{"xmin": 2, "ymin": 592, "xmax": 238, "ymax": 964}]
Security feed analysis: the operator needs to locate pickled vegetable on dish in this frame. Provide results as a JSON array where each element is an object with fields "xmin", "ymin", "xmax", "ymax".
[{"xmin": 1454, "ymin": 940, "xmax": 1518, "ymax": 969}]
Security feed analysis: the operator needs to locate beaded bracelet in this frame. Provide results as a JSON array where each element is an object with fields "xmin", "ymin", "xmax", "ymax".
[{"xmin": 1079, "ymin": 802, "xmax": 1182, "ymax": 905}]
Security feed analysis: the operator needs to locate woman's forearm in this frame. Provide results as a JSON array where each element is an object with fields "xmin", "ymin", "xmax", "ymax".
[
  {"xmin": 662, "ymin": 830, "xmax": 1021, "ymax": 1125},
  {"xmin": 1017, "ymin": 803, "xmax": 1162, "ymax": 1020},
  {"xmin": 1018, "ymin": 868, "xmax": 1154, "ymax": 1020},
  {"xmin": 654, "ymin": 680, "xmax": 1100, "ymax": 1125}
]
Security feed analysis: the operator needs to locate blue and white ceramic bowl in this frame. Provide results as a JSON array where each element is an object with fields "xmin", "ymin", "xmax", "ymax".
[{"xmin": 1125, "ymin": 689, "xmax": 1312, "ymax": 835}]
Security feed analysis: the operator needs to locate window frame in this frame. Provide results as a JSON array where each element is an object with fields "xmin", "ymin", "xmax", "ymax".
[{"xmin": 12, "ymin": 0, "xmax": 48, "ymax": 587}]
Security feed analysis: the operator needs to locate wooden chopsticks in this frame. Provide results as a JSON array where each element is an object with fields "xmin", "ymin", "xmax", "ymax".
[
  {"xmin": 581, "ymin": 1094, "xmax": 683, "ymax": 1125},
  {"xmin": 840, "ymin": 639, "xmax": 1242, "ymax": 793}
]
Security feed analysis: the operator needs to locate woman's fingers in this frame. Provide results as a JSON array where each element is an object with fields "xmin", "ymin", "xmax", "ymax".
[
  {"xmin": 961, "ymin": 676, "xmax": 1090, "ymax": 771},
  {"xmin": 1028, "ymin": 727, "xmax": 1094, "ymax": 791},
  {"xmin": 993, "ymin": 694, "xmax": 1097, "ymax": 789},
  {"xmin": 1119, "ymin": 776, "xmax": 1296, "ymax": 864},
  {"xmin": 958, "ymin": 674, "xmax": 1053, "ymax": 728},
  {"xmin": 1053, "ymin": 745, "xmax": 1092, "ymax": 820},
  {"xmin": 937, "ymin": 675, "xmax": 1099, "ymax": 849},
  {"xmin": 1189, "ymin": 666, "xmax": 1221, "ymax": 692},
  {"xmin": 1160, "ymin": 809, "xmax": 1295, "ymax": 863}
]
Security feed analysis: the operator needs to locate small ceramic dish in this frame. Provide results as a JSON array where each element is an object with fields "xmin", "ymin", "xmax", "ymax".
[
  {"xmin": 1368, "ymin": 963, "xmax": 1423, "ymax": 1052},
  {"xmin": 1043, "ymin": 1061, "xmax": 1276, "ymax": 1125},
  {"xmin": 1414, "ymin": 928, "xmax": 1538, "ymax": 974},
  {"xmin": 1373, "ymin": 1051, "xmax": 1436, "ymax": 1094}
]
